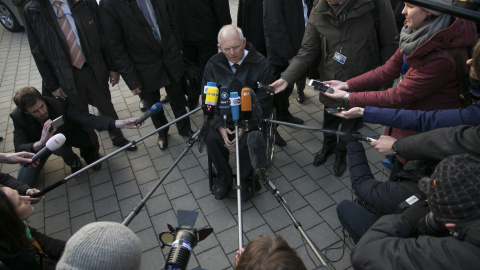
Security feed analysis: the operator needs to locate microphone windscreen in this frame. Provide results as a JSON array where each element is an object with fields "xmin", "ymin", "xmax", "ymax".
[
  {"xmin": 46, "ymin": 133, "xmax": 66, "ymax": 151},
  {"xmin": 219, "ymin": 87, "xmax": 230, "ymax": 113},
  {"xmin": 149, "ymin": 102, "xmax": 163, "ymax": 114},
  {"xmin": 247, "ymin": 131, "xmax": 269, "ymax": 169},
  {"xmin": 241, "ymin": 88, "xmax": 252, "ymax": 112},
  {"xmin": 205, "ymin": 87, "xmax": 219, "ymax": 106}
]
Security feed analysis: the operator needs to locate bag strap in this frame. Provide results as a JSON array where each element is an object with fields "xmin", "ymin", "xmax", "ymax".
[{"xmin": 32, "ymin": 237, "xmax": 49, "ymax": 258}]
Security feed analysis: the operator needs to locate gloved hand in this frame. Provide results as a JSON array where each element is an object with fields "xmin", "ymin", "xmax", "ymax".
[{"xmin": 401, "ymin": 200, "xmax": 431, "ymax": 227}]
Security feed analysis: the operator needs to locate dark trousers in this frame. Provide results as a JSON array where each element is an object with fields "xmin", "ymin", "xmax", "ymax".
[
  {"xmin": 272, "ymin": 65, "xmax": 293, "ymax": 119},
  {"xmin": 206, "ymin": 126, "xmax": 252, "ymax": 188},
  {"xmin": 336, "ymin": 200, "xmax": 375, "ymax": 244},
  {"xmin": 182, "ymin": 40, "xmax": 218, "ymax": 72},
  {"xmin": 142, "ymin": 73, "xmax": 191, "ymax": 136},
  {"xmin": 323, "ymin": 111, "xmax": 363, "ymax": 157},
  {"xmin": 70, "ymin": 65, "xmax": 124, "ymax": 146}
]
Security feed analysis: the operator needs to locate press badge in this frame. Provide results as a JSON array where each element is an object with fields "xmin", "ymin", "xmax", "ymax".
[{"xmin": 333, "ymin": 52, "xmax": 347, "ymax": 65}]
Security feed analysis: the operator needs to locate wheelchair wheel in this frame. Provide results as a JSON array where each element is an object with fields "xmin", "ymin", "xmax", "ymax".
[{"xmin": 264, "ymin": 108, "xmax": 276, "ymax": 166}]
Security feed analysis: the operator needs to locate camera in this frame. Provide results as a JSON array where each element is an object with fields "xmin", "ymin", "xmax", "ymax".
[
  {"xmin": 159, "ymin": 210, "xmax": 213, "ymax": 270},
  {"xmin": 308, "ymin": 79, "xmax": 334, "ymax": 94}
]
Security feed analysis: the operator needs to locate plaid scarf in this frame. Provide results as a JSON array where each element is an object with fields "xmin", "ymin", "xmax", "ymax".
[{"xmin": 331, "ymin": 0, "xmax": 358, "ymax": 24}]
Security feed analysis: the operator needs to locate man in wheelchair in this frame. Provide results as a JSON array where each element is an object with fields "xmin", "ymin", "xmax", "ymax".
[{"xmin": 203, "ymin": 24, "xmax": 274, "ymax": 200}]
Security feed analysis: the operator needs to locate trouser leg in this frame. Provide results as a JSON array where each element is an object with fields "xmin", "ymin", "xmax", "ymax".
[
  {"xmin": 206, "ymin": 126, "xmax": 233, "ymax": 188},
  {"xmin": 336, "ymin": 200, "xmax": 375, "ymax": 243},
  {"xmin": 164, "ymin": 74, "xmax": 192, "ymax": 135},
  {"xmin": 141, "ymin": 90, "xmax": 169, "ymax": 136}
]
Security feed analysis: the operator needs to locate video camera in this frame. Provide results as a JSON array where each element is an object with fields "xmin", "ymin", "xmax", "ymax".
[{"xmin": 158, "ymin": 210, "xmax": 213, "ymax": 270}]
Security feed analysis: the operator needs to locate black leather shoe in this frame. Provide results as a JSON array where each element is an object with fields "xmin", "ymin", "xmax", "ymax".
[
  {"xmin": 228, "ymin": 183, "xmax": 251, "ymax": 201},
  {"xmin": 278, "ymin": 115, "xmax": 304, "ymax": 125},
  {"xmin": 112, "ymin": 138, "xmax": 137, "ymax": 151},
  {"xmin": 274, "ymin": 131, "xmax": 287, "ymax": 147},
  {"xmin": 296, "ymin": 90, "xmax": 305, "ymax": 103},
  {"xmin": 70, "ymin": 156, "xmax": 83, "ymax": 173},
  {"xmin": 333, "ymin": 155, "xmax": 347, "ymax": 177},
  {"xmin": 179, "ymin": 130, "xmax": 194, "ymax": 139},
  {"xmin": 312, "ymin": 147, "xmax": 334, "ymax": 166},
  {"xmin": 215, "ymin": 185, "xmax": 231, "ymax": 200},
  {"xmin": 91, "ymin": 153, "xmax": 103, "ymax": 171},
  {"xmin": 139, "ymin": 99, "xmax": 147, "ymax": 112},
  {"xmin": 158, "ymin": 134, "xmax": 168, "ymax": 150},
  {"xmin": 161, "ymin": 95, "xmax": 170, "ymax": 104}
]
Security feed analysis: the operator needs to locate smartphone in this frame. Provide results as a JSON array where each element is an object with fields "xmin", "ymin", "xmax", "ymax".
[
  {"xmin": 257, "ymin": 82, "xmax": 276, "ymax": 94},
  {"xmin": 308, "ymin": 79, "xmax": 334, "ymax": 94},
  {"xmin": 51, "ymin": 115, "xmax": 64, "ymax": 130},
  {"xmin": 325, "ymin": 108, "xmax": 344, "ymax": 114}
]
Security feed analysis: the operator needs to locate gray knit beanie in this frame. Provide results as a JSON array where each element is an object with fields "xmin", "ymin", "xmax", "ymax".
[
  {"xmin": 422, "ymin": 0, "xmax": 453, "ymax": 16},
  {"xmin": 56, "ymin": 222, "xmax": 142, "ymax": 270}
]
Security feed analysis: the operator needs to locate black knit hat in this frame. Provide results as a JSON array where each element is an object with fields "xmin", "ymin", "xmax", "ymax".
[{"xmin": 425, "ymin": 154, "xmax": 480, "ymax": 224}]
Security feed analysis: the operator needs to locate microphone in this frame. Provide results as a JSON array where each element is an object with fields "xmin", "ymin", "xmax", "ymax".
[
  {"xmin": 247, "ymin": 131, "xmax": 269, "ymax": 169},
  {"xmin": 229, "ymin": 92, "xmax": 241, "ymax": 122},
  {"xmin": 25, "ymin": 133, "xmax": 66, "ymax": 166},
  {"xmin": 202, "ymin": 82, "xmax": 217, "ymax": 107},
  {"xmin": 219, "ymin": 86, "xmax": 230, "ymax": 128},
  {"xmin": 241, "ymin": 88, "xmax": 252, "ymax": 131},
  {"xmin": 204, "ymin": 86, "xmax": 219, "ymax": 119},
  {"xmin": 135, "ymin": 102, "xmax": 163, "ymax": 126}
]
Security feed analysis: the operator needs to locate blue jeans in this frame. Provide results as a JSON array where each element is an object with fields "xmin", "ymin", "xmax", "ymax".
[
  {"xmin": 336, "ymin": 200, "xmax": 375, "ymax": 244},
  {"xmin": 17, "ymin": 144, "xmax": 77, "ymax": 187}
]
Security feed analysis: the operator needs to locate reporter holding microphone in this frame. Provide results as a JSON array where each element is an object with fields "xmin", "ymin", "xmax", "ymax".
[{"xmin": 11, "ymin": 87, "xmax": 141, "ymax": 187}]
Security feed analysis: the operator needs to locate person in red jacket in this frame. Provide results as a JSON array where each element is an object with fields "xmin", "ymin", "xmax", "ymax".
[{"xmin": 323, "ymin": 1, "xmax": 477, "ymax": 173}]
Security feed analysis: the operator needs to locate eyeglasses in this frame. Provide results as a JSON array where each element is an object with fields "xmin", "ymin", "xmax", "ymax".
[{"xmin": 221, "ymin": 44, "xmax": 242, "ymax": 52}]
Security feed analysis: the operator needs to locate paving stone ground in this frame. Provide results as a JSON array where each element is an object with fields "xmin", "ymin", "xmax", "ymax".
[{"xmin": 0, "ymin": 1, "xmax": 390, "ymax": 269}]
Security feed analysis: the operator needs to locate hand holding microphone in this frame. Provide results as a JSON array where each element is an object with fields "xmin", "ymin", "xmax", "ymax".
[
  {"xmin": 25, "ymin": 133, "xmax": 66, "ymax": 167},
  {"xmin": 135, "ymin": 102, "xmax": 163, "ymax": 126}
]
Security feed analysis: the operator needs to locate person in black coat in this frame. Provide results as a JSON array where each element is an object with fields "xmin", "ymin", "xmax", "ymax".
[
  {"xmin": 99, "ymin": 0, "xmax": 193, "ymax": 150},
  {"xmin": 0, "ymin": 185, "xmax": 65, "ymax": 270},
  {"xmin": 23, "ymin": 0, "xmax": 135, "ymax": 152},
  {"xmin": 11, "ymin": 87, "xmax": 139, "ymax": 187}
]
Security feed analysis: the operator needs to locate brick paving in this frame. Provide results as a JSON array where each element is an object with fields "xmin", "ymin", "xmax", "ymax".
[{"xmin": 0, "ymin": 1, "xmax": 389, "ymax": 269}]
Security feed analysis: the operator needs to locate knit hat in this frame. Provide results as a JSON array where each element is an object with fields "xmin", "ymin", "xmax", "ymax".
[
  {"xmin": 422, "ymin": 0, "xmax": 453, "ymax": 16},
  {"xmin": 56, "ymin": 222, "xmax": 142, "ymax": 270},
  {"xmin": 423, "ymin": 154, "xmax": 480, "ymax": 224}
]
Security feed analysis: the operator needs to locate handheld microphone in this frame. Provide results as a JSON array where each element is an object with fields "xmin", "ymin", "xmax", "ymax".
[
  {"xmin": 135, "ymin": 102, "xmax": 163, "ymax": 126},
  {"xmin": 241, "ymin": 88, "xmax": 252, "ymax": 131},
  {"xmin": 204, "ymin": 87, "xmax": 219, "ymax": 119},
  {"xmin": 219, "ymin": 86, "xmax": 230, "ymax": 127},
  {"xmin": 247, "ymin": 131, "xmax": 269, "ymax": 169},
  {"xmin": 25, "ymin": 133, "xmax": 66, "ymax": 166},
  {"xmin": 230, "ymin": 92, "xmax": 240, "ymax": 122}
]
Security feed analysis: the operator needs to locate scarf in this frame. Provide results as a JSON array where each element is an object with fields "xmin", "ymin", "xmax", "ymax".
[
  {"xmin": 331, "ymin": 0, "xmax": 358, "ymax": 24},
  {"xmin": 399, "ymin": 14, "xmax": 452, "ymax": 55}
]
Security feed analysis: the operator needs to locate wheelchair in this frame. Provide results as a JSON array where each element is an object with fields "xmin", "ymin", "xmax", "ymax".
[{"xmin": 207, "ymin": 108, "xmax": 277, "ymax": 197}]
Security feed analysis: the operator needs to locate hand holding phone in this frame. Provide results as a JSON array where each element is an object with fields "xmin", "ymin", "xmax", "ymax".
[
  {"xmin": 308, "ymin": 79, "xmax": 334, "ymax": 94},
  {"xmin": 50, "ymin": 116, "xmax": 64, "ymax": 131},
  {"xmin": 325, "ymin": 108, "xmax": 344, "ymax": 114}
]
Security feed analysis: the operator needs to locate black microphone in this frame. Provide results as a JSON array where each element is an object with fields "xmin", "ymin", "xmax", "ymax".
[
  {"xmin": 219, "ymin": 86, "xmax": 230, "ymax": 128},
  {"xmin": 25, "ymin": 134, "xmax": 66, "ymax": 167},
  {"xmin": 135, "ymin": 102, "xmax": 163, "ymax": 126},
  {"xmin": 247, "ymin": 131, "xmax": 269, "ymax": 169},
  {"xmin": 198, "ymin": 86, "xmax": 219, "ymax": 153}
]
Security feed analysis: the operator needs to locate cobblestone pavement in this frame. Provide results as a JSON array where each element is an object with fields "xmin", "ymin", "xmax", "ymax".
[{"xmin": 0, "ymin": 1, "xmax": 390, "ymax": 269}]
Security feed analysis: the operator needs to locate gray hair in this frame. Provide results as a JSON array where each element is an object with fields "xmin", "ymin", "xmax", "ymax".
[{"xmin": 217, "ymin": 24, "xmax": 244, "ymax": 45}]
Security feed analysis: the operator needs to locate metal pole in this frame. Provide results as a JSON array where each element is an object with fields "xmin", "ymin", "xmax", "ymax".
[
  {"xmin": 235, "ymin": 123, "xmax": 243, "ymax": 248},
  {"xmin": 123, "ymin": 128, "xmax": 202, "ymax": 226}
]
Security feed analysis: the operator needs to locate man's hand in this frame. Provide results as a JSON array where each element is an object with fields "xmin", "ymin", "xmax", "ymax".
[
  {"xmin": 115, "ymin": 118, "xmax": 141, "ymax": 129},
  {"xmin": 330, "ymin": 107, "xmax": 364, "ymax": 119},
  {"xmin": 131, "ymin": 87, "xmax": 142, "ymax": 95},
  {"xmin": 52, "ymin": 87, "xmax": 68, "ymax": 100},
  {"xmin": 109, "ymin": 71, "xmax": 120, "ymax": 86},
  {"xmin": 270, "ymin": 78, "xmax": 289, "ymax": 94},
  {"xmin": 371, "ymin": 135, "xmax": 397, "ymax": 156},
  {"xmin": 26, "ymin": 188, "xmax": 44, "ymax": 204},
  {"xmin": 235, "ymin": 247, "xmax": 245, "ymax": 267},
  {"xmin": 218, "ymin": 127, "xmax": 235, "ymax": 147},
  {"xmin": 0, "ymin": 152, "xmax": 35, "ymax": 165}
]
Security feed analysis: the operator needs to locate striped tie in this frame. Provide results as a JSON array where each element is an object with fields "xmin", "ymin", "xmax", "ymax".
[{"xmin": 53, "ymin": 1, "xmax": 85, "ymax": 69}]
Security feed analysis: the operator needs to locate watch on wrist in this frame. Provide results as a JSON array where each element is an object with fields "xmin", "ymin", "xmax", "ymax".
[
  {"xmin": 392, "ymin": 141, "xmax": 398, "ymax": 155},
  {"xmin": 344, "ymin": 92, "xmax": 350, "ymax": 103}
]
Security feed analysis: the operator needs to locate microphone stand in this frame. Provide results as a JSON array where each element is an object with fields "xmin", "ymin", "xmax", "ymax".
[
  {"xmin": 234, "ymin": 120, "xmax": 244, "ymax": 249},
  {"xmin": 123, "ymin": 128, "xmax": 202, "ymax": 226},
  {"xmin": 32, "ymin": 107, "xmax": 202, "ymax": 198},
  {"xmin": 262, "ymin": 119, "xmax": 378, "ymax": 142},
  {"xmin": 259, "ymin": 170, "xmax": 331, "ymax": 269}
]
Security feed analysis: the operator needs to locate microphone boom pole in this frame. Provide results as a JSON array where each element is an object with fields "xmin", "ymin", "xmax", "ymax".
[
  {"xmin": 123, "ymin": 128, "xmax": 202, "ymax": 226},
  {"xmin": 32, "ymin": 107, "xmax": 202, "ymax": 198},
  {"xmin": 235, "ymin": 122, "xmax": 244, "ymax": 249}
]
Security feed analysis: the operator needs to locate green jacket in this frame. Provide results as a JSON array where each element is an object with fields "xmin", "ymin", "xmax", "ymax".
[{"xmin": 282, "ymin": 0, "xmax": 397, "ymax": 83}]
